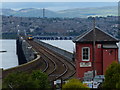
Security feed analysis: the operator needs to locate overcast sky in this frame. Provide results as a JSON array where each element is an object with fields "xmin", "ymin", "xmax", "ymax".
[
  {"xmin": 1, "ymin": 0, "xmax": 120, "ymax": 2},
  {"xmin": 1, "ymin": 0, "xmax": 119, "ymax": 11},
  {"xmin": 1, "ymin": 2, "xmax": 118, "ymax": 11}
]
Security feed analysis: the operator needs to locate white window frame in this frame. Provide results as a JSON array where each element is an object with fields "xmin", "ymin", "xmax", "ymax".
[{"xmin": 82, "ymin": 47, "xmax": 90, "ymax": 61}]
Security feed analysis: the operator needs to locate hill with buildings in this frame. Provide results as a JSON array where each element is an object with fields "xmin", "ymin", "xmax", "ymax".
[{"xmin": 2, "ymin": 15, "xmax": 119, "ymax": 39}]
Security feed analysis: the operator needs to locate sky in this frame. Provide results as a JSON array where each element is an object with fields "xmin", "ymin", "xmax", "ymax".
[
  {"xmin": 1, "ymin": 0, "xmax": 119, "ymax": 11},
  {"xmin": 1, "ymin": 0, "xmax": 120, "ymax": 2},
  {"xmin": 1, "ymin": 2, "xmax": 118, "ymax": 11}
]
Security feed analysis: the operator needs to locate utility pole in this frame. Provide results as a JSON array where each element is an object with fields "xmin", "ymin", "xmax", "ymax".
[{"xmin": 92, "ymin": 17, "xmax": 96, "ymax": 82}]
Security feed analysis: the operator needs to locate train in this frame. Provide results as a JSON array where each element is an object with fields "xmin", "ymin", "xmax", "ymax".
[{"xmin": 27, "ymin": 35, "xmax": 33, "ymax": 40}]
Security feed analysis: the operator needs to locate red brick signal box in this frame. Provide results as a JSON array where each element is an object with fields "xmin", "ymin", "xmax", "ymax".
[{"xmin": 73, "ymin": 27, "xmax": 119, "ymax": 79}]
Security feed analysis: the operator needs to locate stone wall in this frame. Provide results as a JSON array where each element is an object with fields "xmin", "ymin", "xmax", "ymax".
[{"xmin": 34, "ymin": 39, "xmax": 74, "ymax": 61}]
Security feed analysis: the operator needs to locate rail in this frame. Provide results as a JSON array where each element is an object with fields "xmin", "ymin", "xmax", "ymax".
[
  {"xmin": 27, "ymin": 40, "xmax": 57, "ymax": 76},
  {"xmin": 28, "ymin": 40, "xmax": 76, "ymax": 82},
  {"xmin": 34, "ymin": 39, "xmax": 73, "ymax": 61}
]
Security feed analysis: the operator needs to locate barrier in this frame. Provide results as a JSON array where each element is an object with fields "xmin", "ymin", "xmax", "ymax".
[
  {"xmin": 2, "ymin": 55, "xmax": 41, "ymax": 78},
  {"xmin": 22, "ymin": 40, "xmax": 35, "ymax": 62},
  {"xmin": 2, "ymin": 37, "xmax": 42, "ymax": 79},
  {"xmin": 34, "ymin": 39, "xmax": 74, "ymax": 61},
  {"xmin": 16, "ymin": 38, "xmax": 27, "ymax": 64}
]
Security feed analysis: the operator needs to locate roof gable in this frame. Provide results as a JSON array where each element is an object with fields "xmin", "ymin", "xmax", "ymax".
[{"xmin": 73, "ymin": 27, "xmax": 119, "ymax": 43}]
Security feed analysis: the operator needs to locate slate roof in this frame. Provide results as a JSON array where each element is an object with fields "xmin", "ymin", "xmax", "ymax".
[{"xmin": 73, "ymin": 27, "xmax": 119, "ymax": 43}]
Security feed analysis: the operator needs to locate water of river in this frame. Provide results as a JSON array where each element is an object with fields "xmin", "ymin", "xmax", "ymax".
[
  {"xmin": 0, "ymin": 39, "xmax": 18, "ymax": 69},
  {"xmin": 0, "ymin": 39, "xmax": 119, "ymax": 69}
]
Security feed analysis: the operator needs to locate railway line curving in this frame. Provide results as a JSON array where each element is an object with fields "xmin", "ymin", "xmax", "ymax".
[{"xmin": 27, "ymin": 40, "xmax": 76, "ymax": 82}]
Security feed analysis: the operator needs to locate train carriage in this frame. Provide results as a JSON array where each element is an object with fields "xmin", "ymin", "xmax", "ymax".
[{"xmin": 28, "ymin": 35, "xmax": 33, "ymax": 40}]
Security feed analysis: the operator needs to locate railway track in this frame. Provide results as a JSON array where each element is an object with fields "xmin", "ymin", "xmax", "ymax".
[{"xmin": 27, "ymin": 40, "xmax": 76, "ymax": 82}]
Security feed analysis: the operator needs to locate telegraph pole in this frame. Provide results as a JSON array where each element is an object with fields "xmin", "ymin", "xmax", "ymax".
[{"xmin": 92, "ymin": 17, "xmax": 96, "ymax": 83}]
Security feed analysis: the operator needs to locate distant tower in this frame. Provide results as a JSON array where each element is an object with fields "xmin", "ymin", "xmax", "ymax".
[{"xmin": 43, "ymin": 8, "xmax": 45, "ymax": 18}]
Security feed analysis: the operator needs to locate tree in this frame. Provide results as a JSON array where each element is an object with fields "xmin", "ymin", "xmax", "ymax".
[
  {"xmin": 62, "ymin": 79, "xmax": 89, "ymax": 90},
  {"xmin": 102, "ymin": 62, "xmax": 120, "ymax": 89},
  {"xmin": 31, "ymin": 70, "xmax": 50, "ymax": 88},
  {"xmin": 3, "ymin": 70, "xmax": 50, "ymax": 89}
]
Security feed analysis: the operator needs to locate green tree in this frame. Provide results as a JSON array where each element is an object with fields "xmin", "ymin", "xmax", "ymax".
[
  {"xmin": 3, "ymin": 70, "xmax": 50, "ymax": 89},
  {"xmin": 31, "ymin": 70, "xmax": 50, "ymax": 88},
  {"xmin": 102, "ymin": 62, "xmax": 120, "ymax": 89},
  {"xmin": 62, "ymin": 78, "xmax": 89, "ymax": 90}
]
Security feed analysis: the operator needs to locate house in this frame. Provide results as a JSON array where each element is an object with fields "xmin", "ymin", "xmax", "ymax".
[{"xmin": 73, "ymin": 27, "xmax": 119, "ymax": 79}]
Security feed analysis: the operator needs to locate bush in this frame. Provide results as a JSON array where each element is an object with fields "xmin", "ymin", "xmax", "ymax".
[
  {"xmin": 62, "ymin": 79, "xmax": 89, "ymax": 90},
  {"xmin": 31, "ymin": 70, "xmax": 50, "ymax": 88},
  {"xmin": 3, "ymin": 70, "xmax": 50, "ymax": 89},
  {"xmin": 102, "ymin": 62, "xmax": 120, "ymax": 89}
]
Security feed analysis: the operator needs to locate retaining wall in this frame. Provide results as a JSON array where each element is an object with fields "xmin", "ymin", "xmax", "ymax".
[
  {"xmin": 2, "ymin": 37, "xmax": 41, "ymax": 78},
  {"xmin": 22, "ymin": 39, "xmax": 35, "ymax": 62},
  {"xmin": 17, "ymin": 37, "xmax": 35, "ymax": 64},
  {"xmin": 2, "ymin": 55, "xmax": 41, "ymax": 78},
  {"xmin": 34, "ymin": 39, "xmax": 74, "ymax": 61},
  {"xmin": 16, "ymin": 38, "xmax": 27, "ymax": 64}
]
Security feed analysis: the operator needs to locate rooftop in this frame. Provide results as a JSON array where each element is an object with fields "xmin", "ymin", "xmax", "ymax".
[{"xmin": 73, "ymin": 27, "xmax": 119, "ymax": 43}]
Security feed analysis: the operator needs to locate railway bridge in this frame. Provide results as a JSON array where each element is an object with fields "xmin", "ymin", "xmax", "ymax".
[
  {"xmin": 2, "ymin": 37, "xmax": 76, "ymax": 85},
  {"xmin": 27, "ymin": 39, "xmax": 76, "ymax": 81},
  {"xmin": 33, "ymin": 36, "xmax": 75, "ymax": 40}
]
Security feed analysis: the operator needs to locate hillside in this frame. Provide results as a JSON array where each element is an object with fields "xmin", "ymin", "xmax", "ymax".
[
  {"xmin": 58, "ymin": 6, "xmax": 118, "ymax": 18},
  {"xmin": 2, "ymin": 16, "xmax": 119, "ymax": 39},
  {"xmin": 1, "ymin": 6, "xmax": 118, "ymax": 18}
]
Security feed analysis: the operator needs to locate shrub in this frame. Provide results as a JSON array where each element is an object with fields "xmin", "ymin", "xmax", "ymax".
[
  {"xmin": 102, "ymin": 62, "xmax": 120, "ymax": 89},
  {"xmin": 62, "ymin": 78, "xmax": 89, "ymax": 90},
  {"xmin": 3, "ymin": 70, "xmax": 50, "ymax": 89}
]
